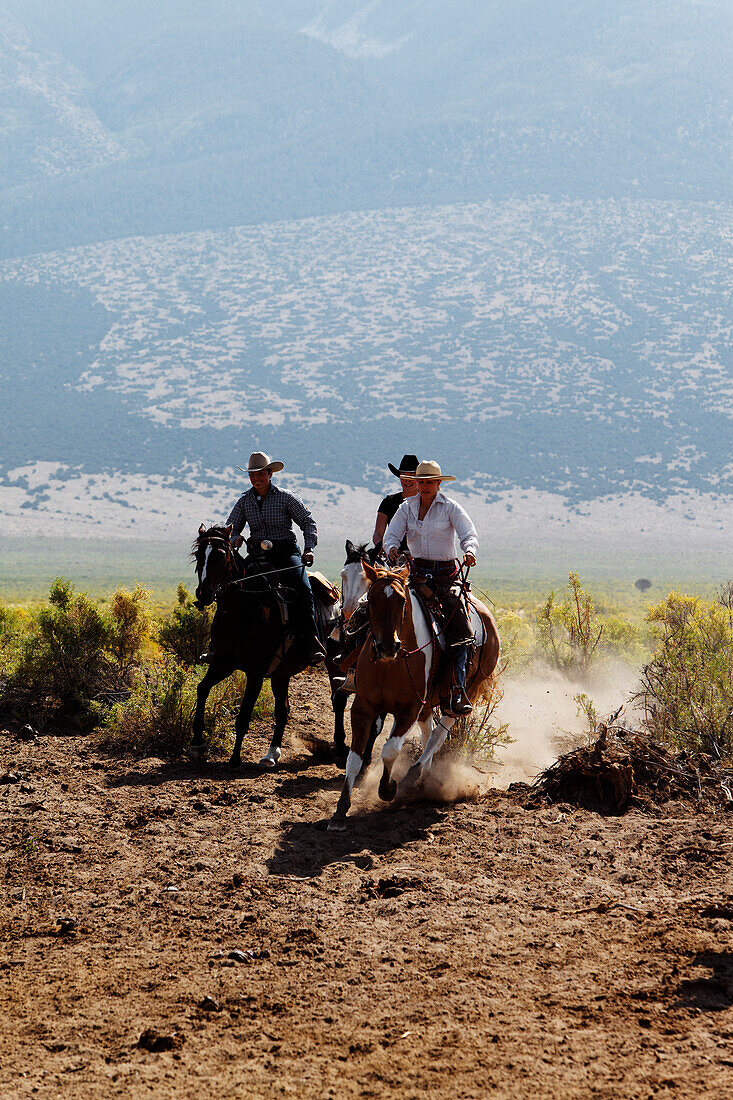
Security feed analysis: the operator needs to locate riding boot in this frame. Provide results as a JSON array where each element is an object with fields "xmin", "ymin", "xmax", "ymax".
[
  {"xmin": 287, "ymin": 553, "xmax": 325, "ymax": 665},
  {"xmin": 448, "ymin": 644, "xmax": 472, "ymax": 716},
  {"xmin": 305, "ymin": 635, "xmax": 326, "ymax": 665}
]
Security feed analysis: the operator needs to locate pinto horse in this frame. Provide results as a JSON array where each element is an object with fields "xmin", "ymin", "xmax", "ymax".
[
  {"xmin": 189, "ymin": 524, "xmax": 341, "ymax": 768},
  {"xmin": 328, "ymin": 559, "xmax": 500, "ymax": 830}
]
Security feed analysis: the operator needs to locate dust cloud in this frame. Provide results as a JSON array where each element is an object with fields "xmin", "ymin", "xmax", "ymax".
[
  {"xmin": 331, "ymin": 723, "xmax": 491, "ymax": 812},
  {"xmin": 489, "ymin": 660, "xmax": 641, "ymax": 787},
  {"xmin": 313, "ymin": 659, "xmax": 641, "ymax": 816}
]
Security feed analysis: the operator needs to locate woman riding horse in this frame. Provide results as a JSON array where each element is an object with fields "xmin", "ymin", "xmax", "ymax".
[
  {"xmin": 383, "ymin": 459, "xmax": 478, "ymax": 716},
  {"xmin": 329, "ymin": 460, "xmax": 500, "ymax": 830}
]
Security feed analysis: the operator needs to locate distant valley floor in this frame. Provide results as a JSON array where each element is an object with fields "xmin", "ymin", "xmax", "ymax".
[{"xmin": 0, "ymin": 468, "xmax": 730, "ymax": 602}]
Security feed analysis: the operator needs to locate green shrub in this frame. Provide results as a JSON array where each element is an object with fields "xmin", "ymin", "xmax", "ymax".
[
  {"xmin": 3, "ymin": 578, "xmax": 153, "ymax": 728},
  {"xmin": 597, "ymin": 615, "xmax": 650, "ymax": 666},
  {"xmin": 10, "ymin": 578, "xmax": 113, "ymax": 716},
  {"xmin": 574, "ymin": 692, "xmax": 601, "ymax": 743},
  {"xmin": 101, "ymin": 660, "xmax": 204, "ymax": 757},
  {"xmin": 108, "ymin": 584, "xmax": 153, "ymax": 669},
  {"xmin": 638, "ymin": 588, "xmax": 733, "ymax": 757},
  {"xmin": 439, "ymin": 677, "xmax": 512, "ymax": 764},
  {"xmin": 535, "ymin": 571, "xmax": 602, "ymax": 676},
  {"xmin": 493, "ymin": 608, "xmax": 534, "ymax": 671},
  {"xmin": 100, "ymin": 661, "xmax": 275, "ymax": 759},
  {"xmin": 157, "ymin": 583, "xmax": 212, "ymax": 667}
]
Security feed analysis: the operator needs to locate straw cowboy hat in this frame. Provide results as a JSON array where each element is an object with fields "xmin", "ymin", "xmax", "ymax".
[
  {"xmin": 414, "ymin": 459, "xmax": 456, "ymax": 482},
  {"xmin": 237, "ymin": 451, "xmax": 285, "ymax": 475},
  {"xmin": 388, "ymin": 453, "xmax": 420, "ymax": 478}
]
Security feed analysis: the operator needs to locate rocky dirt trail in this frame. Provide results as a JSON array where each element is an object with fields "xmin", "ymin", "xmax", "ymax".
[{"xmin": 2, "ymin": 671, "xmax": 733, "ymax": 1099}]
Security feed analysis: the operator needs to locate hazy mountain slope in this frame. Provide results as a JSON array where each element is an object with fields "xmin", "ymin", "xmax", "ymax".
[
  {"xmin": 1, "ymin": 198, "xmax": 730, "ymax": 505},
  {"xmin": 0, "ymin": 1, "xmax": 729, "ymax": 257},
  {"xmin": 0, "ymin": 10, "xmax": 124, "ymax": 188}
]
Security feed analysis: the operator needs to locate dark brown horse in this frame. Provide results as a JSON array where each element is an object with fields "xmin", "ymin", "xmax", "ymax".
[
  {"xmin": 328, "ymin": 560, "xmax": 500, "ymax": 829},
  {"xmin": 190, "ymin": 524, "xmax": 341, "ymax": 768}
]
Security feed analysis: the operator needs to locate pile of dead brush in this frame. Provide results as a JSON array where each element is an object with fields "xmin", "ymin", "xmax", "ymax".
[{"xmin": 526, "ymin": 722, "xmax": 733, "ymax": 814}]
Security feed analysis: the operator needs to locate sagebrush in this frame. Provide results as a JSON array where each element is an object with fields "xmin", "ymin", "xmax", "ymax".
[{"xmin": 637, "ymin": 588, "xmax": 733, "ymax": 757}]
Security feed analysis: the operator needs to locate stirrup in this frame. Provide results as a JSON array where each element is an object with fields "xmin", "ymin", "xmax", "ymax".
[
  {"xmin": 305, "ymin": 639, "xmax": 326, "ymax": 665},
  {"xmin": 448, "ymin": 688, "xmax": 473, "ymax": 717}
]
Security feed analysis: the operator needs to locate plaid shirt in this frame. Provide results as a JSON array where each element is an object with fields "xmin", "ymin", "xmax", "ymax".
[{"xmin": 226, "ymin": 485, "xmax": 318, "ymax": 551}]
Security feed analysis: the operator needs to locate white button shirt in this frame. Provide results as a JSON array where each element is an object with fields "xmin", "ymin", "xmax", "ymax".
[{"xmin": 382, "ymin": 491, "xmax": 479, "ymax": 562}]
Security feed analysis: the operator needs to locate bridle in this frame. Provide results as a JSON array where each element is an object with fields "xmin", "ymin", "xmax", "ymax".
[
  {"xmin": 368, "ymin": 559, "xmax": 474, "ymax": 706},
  {"xmin": 195, "ymin": 535, "xmax": 238, "ymax": 605},
  {"xmin": 368, "ymin": 574, "xmax": 408, "ymax": 660}
]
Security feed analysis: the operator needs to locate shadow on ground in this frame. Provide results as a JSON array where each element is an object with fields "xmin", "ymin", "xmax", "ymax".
[
  {"xmin": 105, "ymin": 753, "xmax": 327, "ymax": 789},
  {"xmin": 268, "ymin": 805, "xmax": 445, "ymax": 878},
  {"xmin": 675, "ymin": 951, "xmax": 733, "ymax": 1012}
]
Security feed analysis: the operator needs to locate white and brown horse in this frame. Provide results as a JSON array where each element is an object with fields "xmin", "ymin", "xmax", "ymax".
[{"xmin": 328, "ymin": 560, "xmax": 500, "ymax": 830}]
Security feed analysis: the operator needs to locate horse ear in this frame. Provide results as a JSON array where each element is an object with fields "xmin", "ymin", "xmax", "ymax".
[
  {"xmin": 396, "ymin": 565, "xmax": 410, "ymax": 583},
  {"xmin": 225, "ymin": 524, "xmax": 233, "ymax": 538},
  {"xmin": 345, "ymin": 539, "xmax": 355, "ymax": 556},
  {"xmin": 198, "ymin": 523, "xmax": 206, "ymax": 535},
  {"xmin": 361, "ymin": 559, "xmax": 378, "ymax": 585}
]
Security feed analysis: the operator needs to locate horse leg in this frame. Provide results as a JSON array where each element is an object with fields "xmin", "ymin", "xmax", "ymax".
[
  {"xmin": 229, "ymin": 670, "xmax": 264, "ymax": 768},
  {"xmin": 398, "ymin": 715, "xmax": 457, "ymax": 796},
  {"xmin": 361, "ymin": 713, "xmax": 385, "ymax": 774},
  {"xmin": 190, "ymin": 661, "xmax": 234, "ymax": 761},
  {"xmin": 378, "ymin": 712, "xmax": 417, "ymax": 803},
  {"xmin": 260, "ymin": 672, "xmax": 290, "ymax": 768},
  {"xmin": 332, "ymin": 689, "xmax": 348, "ymax": 769},
  {"xmin": 328, "ymin": 697, "xmax": 374, "ymax": 831}
]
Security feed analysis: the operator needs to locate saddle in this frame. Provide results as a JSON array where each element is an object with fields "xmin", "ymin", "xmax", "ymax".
[
  {"xmin": 410, "ymin": 582, "xmax": 485, "ymax": 704},
  {"xmin": 308, "ymin": 570, "xmax": 340, "ymax": 604}
]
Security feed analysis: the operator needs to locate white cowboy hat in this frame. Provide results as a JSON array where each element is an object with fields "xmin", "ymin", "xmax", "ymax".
[
  {"xmin": 414, "ymin": 459, "xmax": 456, "ymax": 482},
  {"xmin": 237, "ymin": 451, "xmax": 285, "ymax": 475}
]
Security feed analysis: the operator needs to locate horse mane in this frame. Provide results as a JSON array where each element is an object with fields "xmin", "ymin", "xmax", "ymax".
[{"xmin": 345, "ymin": 540, "xmax": 371, "ymax": 564}]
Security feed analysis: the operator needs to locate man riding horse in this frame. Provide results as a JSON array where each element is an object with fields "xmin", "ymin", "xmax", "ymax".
[
  {"xmin": 226, "ymin": 451, "xmax": 325, "ymax": 665},
  {"xmin": 382, "ymin": 459, "xmax": 478, "ymax": 717}
]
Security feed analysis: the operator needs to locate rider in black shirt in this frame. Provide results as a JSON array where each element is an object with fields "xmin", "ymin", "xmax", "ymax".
[{"xmin": 372, "ymin": 454, "xmax": 419, "ymax": 556}]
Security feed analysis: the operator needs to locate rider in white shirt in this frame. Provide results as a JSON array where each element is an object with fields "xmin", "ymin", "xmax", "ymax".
[{"xmin": 383, "ymin": 459, "xmax": 477, "ymax": 716}]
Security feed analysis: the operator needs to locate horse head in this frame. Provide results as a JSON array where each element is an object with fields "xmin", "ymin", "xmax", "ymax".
[
  {"xmin": 192, "ymin": 523, "xmax": 236, "ymax": 607},
  {"xmin": 361, "ymin": 558, "xmax": 410, "ymax": 660},
  {"xmin": 341, "ymin": 539, "xmax": 371, "ymax": 622}
]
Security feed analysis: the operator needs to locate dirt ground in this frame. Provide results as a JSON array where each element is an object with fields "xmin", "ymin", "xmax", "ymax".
[{"xmin": 2, "ymin": 670, "xmax": 733, "ymax": 1099}]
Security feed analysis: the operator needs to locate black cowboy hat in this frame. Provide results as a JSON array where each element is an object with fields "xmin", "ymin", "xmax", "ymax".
[{"xmin": 388, "ymin": 454, "xmax": 420, "ymax": 478}]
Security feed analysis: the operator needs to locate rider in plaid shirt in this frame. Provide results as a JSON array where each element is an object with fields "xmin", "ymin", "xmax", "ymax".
[
  {"xmin": 226, "ymin": 452, "xmax": 324, "ymax": 664},
  {"xmin": 226, "ymin": 488, "xmax": 317, "ymax": 553}
]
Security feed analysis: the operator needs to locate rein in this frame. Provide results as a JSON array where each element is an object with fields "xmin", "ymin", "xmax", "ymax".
[{"xmin": 226, "ymin": 563, "xmax": 305, "ymax": 589}]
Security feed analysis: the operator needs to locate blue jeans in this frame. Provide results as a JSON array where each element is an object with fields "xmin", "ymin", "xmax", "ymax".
[{"xmin": 280, "ymin": 552, "xmax": 319, "ymax": 639}]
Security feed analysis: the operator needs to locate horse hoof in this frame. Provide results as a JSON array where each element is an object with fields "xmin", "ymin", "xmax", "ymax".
[
  {"xmin": 259, "ymin": 747, "xmax": 281, "ymax": 769},
  {"xmin": 327, "ymin": 818, "xmax": 347, "ymax": 832},
  {"xmin": 395, "ymin": 763, "xmax": 423, "ymax": 801},
  {"xmin": 188, "ymin": 744, "xmax": 208, "ymax": 762},
  {"xmin": 228, "ymin": 755, "xmax": 242, "ymax": 769},
  {"xmin": 378, "ymin": 776, "xmax": 397, "ymax": 803}
]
